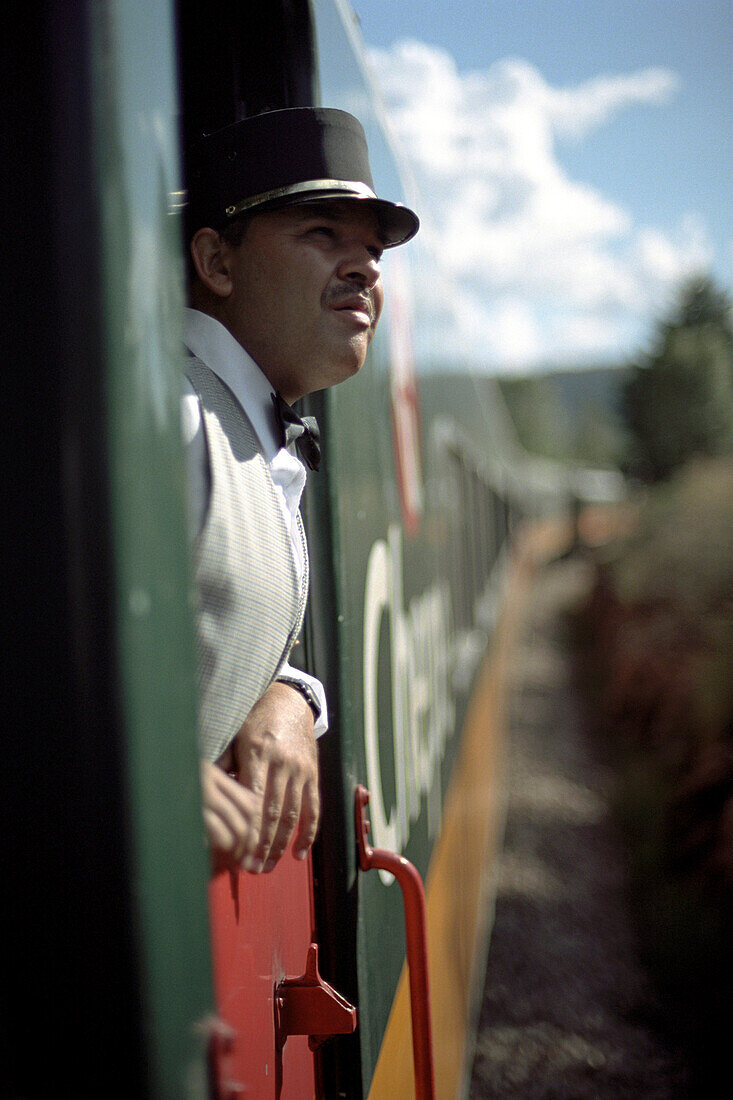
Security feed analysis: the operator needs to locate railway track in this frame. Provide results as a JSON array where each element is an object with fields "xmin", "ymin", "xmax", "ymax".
[{"xmin": 469, "ymin": 555, "xmax": 690, "ymax": 1099}]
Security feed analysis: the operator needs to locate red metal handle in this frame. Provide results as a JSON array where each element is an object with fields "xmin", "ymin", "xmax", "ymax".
[
  {"xmin": 275, "ymin": 943, "xmax": 357, "ymax": 1051},
  {"xmin": 354, "ymin": 785, "xmax": 436, "ymax": 1100}
]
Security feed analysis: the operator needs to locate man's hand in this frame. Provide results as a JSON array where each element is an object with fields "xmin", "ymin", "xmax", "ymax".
[
  {"xmin": 217, "ymin": 681, "xmax": 320, "ymax": 874},
  {"xmin": 200, "ymin": 759, "xmax": 261, "ymax": 873}
]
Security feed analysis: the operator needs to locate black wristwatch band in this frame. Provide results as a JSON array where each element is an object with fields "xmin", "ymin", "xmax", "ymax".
[{"xmin": 276, "ymin": 676, "xmax": 322, "ymax": 720}]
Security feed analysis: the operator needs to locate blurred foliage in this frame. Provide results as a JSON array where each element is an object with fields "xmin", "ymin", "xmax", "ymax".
[
  {"xmin": 621, "ymin": 276, "xmax": 733, "ymax": 482},
  {"xmin": 492, "ymin": 275, "xmax": 733, "ymax": 480},
  {"xmin": 574, "ymin": 457, "xmax": 733, "ymax": 1083},
  {"xmin": 582, "ymin": 457, "xmax": 733, "ymax": 895}
]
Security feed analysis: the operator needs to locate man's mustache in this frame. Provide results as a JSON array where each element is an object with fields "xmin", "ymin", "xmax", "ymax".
[{"xmin": 325, "ymin": 282, "xmax": 377, "ymax": 324}]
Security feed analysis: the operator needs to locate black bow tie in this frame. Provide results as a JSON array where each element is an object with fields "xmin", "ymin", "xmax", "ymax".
[{"xmin": 271, "ymin": 392, "xmax": 321, "ymax": 472}]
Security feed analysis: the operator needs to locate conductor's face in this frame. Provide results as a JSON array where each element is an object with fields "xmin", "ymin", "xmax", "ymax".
[{"xmin": 208, "ymin": 200, "xmax": 385, "ymax": 402}]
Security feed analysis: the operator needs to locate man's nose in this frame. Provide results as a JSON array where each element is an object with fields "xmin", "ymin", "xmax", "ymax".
[{"xmin": 336, "ymin": 244, "xmax": 381, "ymax": 289}]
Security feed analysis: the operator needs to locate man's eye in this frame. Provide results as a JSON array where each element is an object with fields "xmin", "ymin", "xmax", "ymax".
[
  {"xmin": 368, "ymin": 246, "xmax": 383, "ymax": 262},
  {"xmin": 309, "ymin": 225, "xmax": 335, "ymax": 239}
]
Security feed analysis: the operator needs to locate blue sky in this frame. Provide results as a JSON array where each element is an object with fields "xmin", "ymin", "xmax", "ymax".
[{"xmin": 351, "ymin": 0, "xmax": 732, "ymax": 370}]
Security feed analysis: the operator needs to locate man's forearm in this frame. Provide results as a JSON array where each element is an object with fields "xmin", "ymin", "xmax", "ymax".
[{"xmin": 276, "ymin": 661, "xmax": 328, "ymax": 737}]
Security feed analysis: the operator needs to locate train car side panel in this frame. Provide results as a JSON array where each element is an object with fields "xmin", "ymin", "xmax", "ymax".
[
  {"xmin": 309, "ymin": 3, "xmax": 520, "ymax": 1094},
  {"xmin": 3, "ymin": 0, "xmax": 215, "ymax": 1095},
  {"xmin": 87, "ymin": 0, "xmax": 216, "ymax": 1091},
  {"xmin": 367, "ymin": 533, "xmax": 540, "ymax": 1097}
]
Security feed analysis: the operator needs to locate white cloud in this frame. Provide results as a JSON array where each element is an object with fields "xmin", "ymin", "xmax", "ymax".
[
  {"xmin": 634, "ymin": 214, "xmax": 712, "ymax": 285},
  {"xmin": 484, "ymin": 297, "xmax": 544, "ymax": 369},
  {"xmin": 367, "ymin": 40, "xmax": 708, "ymax": 369},
  {"xmin": 546, "ymin": 66, "xmax": 680, "ymax": 139}
]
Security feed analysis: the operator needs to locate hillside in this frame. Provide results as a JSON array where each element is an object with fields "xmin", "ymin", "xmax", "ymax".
[{"xmin": 497, "ymin": 365, "xmax": 630, "ymax": 467}]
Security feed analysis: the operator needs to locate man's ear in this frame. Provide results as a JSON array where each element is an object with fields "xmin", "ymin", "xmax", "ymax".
[{"xmin": 190, "ymin": 228, "xmax": 232, "ymax": 297}]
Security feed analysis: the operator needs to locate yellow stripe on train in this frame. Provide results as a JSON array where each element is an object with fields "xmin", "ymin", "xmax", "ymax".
[{"xmin": 367, "ymin": 524, "xmax": 563, "ymax": 1099}]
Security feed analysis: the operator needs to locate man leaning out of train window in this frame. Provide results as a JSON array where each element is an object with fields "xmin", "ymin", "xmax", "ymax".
[{"xmin": 179, "ymin": 108, "xmax": 419, "ymax": 873}]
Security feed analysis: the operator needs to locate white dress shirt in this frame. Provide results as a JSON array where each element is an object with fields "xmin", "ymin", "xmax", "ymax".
[{"xmin": 181, "ymin": 307, "xmax": 328, "ymax": 736}]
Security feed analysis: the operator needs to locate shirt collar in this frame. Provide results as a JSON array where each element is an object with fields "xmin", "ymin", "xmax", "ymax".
[{"xmin": 183, "ymin": 307, "xmax": 281, "ymax": 462}]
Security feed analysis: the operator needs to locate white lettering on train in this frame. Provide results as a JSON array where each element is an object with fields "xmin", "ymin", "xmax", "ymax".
[{"xmin": 363, "ymin": 524, "xmax": 455, "ymax": 884}]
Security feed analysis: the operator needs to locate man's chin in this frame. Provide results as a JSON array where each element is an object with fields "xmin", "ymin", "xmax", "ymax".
[
  {"xmin": 328, "ymin": 340, "xmax": 371, "ymax": 382},
  {"xmin": 295, "ymin": 336, "xmax": 372, "ymax": 395}
]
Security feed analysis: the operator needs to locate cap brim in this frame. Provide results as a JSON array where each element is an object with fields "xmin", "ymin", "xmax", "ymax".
[{"xmin": 244, "ymin": 189, "xmax": 419, "ymax": 248}]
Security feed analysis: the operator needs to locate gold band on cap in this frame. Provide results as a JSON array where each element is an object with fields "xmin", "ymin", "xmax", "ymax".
[{"xmin": 224, "ymin": 178, "xmax": 378, "ymax": 218}]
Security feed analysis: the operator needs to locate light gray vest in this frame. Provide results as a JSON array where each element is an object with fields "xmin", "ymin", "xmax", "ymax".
[{"xmin": 186, "ymin": 356, "xmax": 307, "ymax": 762}]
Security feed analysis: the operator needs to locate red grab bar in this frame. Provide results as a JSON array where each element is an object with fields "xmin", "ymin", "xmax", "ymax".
[{"xmin": 354, "ymin": 785, "xmax": 436, "ymax": 1100}]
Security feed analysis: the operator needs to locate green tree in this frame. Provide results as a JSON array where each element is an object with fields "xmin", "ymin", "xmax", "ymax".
[{"xmin": 621, "ymin": 276, "xmax": 733, "ymax": 481}]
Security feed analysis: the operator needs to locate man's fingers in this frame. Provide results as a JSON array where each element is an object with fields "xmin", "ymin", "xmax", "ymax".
[
  {"xmin": 261, "ymin": 779, "xmax": 304, "ymax": 871},
  {"xmin": 254, "ymin": 768, "xmax": 290, "ymax": 871},
  {"xmin": 222, "ymin": 682, "xmax": 321, "ymax": 873},
  {"xmin": 293, "ymin": 779, "xmax": 320, "ymax": 861},
  {"xmin": 231, "ymin": 753, "xmax": 267, "ymax": 869},
  {"xmin": 201, "ymin": 762, "xmax": 261, "ymax": 870},
  {"xmin": 203, "ymin": 807, "xmax": 238, "ymax": 855}
]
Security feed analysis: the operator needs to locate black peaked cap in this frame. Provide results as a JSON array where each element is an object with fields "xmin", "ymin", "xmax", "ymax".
[{"xmin": 186, "ymin": 107, "xmax": 419, "ymax": 248}]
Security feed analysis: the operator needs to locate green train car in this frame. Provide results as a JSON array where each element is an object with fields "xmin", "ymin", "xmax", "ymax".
[{"xmin": 2, "ymin": 1, "xmax": 577, "ymax": 1096}]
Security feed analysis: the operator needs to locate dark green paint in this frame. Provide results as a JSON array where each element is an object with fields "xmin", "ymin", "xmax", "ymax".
[
  {"xmin": 89, "ymin": 2, "xmax": 213, "ymax": 1094},
  {"xmin": 310, "ymin": 3, "xmax": 511, "ymax": 1090}
]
